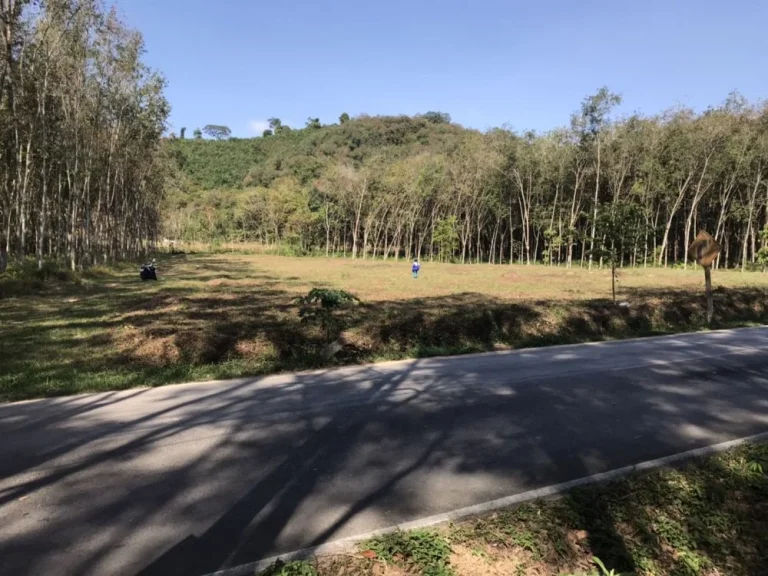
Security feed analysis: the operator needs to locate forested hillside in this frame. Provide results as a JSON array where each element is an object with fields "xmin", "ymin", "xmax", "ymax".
[{"xmin": 166, "ymin": 93, "xmax": 768, "ymax": 270}]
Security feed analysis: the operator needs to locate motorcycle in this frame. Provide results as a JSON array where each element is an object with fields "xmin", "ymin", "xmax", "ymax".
[{"xmin": 140, "ymin": 260, "xmax": 158, "ymax": 281}]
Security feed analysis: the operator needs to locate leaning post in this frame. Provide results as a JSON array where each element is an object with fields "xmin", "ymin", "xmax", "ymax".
[{"xmin": 688, "ymin": 231, "xmax": 722, "ymax": 326}]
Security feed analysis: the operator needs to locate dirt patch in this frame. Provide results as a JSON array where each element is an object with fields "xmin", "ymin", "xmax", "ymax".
[{"xmin": 450, "ymin": 544, "xmax": 529, "ymax": 575}]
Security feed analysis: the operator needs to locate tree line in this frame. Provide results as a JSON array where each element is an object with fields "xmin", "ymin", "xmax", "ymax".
[
  {"xmin": 0, "ymin": 0, "xmax": 168, "ymax": 270},
  {"xmin": 167, "ymin": 91, "xmax": 768, "ymax": 270}
]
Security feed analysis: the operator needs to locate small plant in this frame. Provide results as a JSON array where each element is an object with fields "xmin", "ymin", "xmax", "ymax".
[
  {"xmin": 366, "ymin": 529, "xmax": 454, "ymax": 576},
  {"xmin": 258, "ymin": 559, "xmax": 317, "ymax": 576},
  {"xmin": 592, "ymin": 556, "xmax": 625, "ymax": 576},
  {"xmin": 562, "ymin": 557, "xmax": 633, "ymax": 576},
  {"xmin": 294, "ymin": 288, "xmax": 359, "ymax": 344},
  {"xmin": 592, "ymin": 202, "xmax": 648, "ymax": 303}
]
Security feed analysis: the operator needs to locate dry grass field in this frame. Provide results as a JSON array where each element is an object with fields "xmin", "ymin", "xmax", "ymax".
[{"xmin": 2, "ymin": 251, "xmax": 768, "ymax": 401}]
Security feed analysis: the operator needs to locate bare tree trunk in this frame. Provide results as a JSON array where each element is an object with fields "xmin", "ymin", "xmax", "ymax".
[{"xmin": 588, "ymin": 138, "xmax": 600, "ymax": 269}]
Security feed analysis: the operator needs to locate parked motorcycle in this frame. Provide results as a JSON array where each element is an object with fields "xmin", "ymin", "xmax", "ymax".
[{"xmin": 140, "ymin": 260, "xmax": 158, "ymax": 281}]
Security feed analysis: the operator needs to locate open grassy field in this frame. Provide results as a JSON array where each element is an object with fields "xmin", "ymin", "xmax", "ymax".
[
  {"xmin": 2, "ymin": 251, "xmax": 768, "ymax": 401},
  {"xmin": 258, "ymin": 442, "xmax": 768, "ymax": 576}
]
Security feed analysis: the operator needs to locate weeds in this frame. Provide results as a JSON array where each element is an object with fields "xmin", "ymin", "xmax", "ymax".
[
  {"xmin": 258, "ymin": 559, "xmax": 317, "ymax": 576},
  {"xmin": 365, "ymin": 529, "xmax": 454, "ymax": 575}
]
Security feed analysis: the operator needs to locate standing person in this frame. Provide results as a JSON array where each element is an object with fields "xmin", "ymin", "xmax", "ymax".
[{"xmin": 412, "ymin": 258, "xmax": 420, "ymax": 279}]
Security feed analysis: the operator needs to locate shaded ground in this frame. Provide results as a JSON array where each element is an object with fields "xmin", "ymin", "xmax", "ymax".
[
  {"xmin": 265, "ymin": 442, "xmax": 768, "ymax": 576},
  {"xmin": 2, "ymin": 252, "xmax": 768, "ymax": 401},
  {"xmin": 2, "ymin": 328, "xmax": 768, "ymax": 575}
]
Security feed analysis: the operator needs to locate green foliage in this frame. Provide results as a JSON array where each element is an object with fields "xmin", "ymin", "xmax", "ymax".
[
  {"xmin": 294, "ymin": 288, "xmax": 360, "ymax": 343},
  {"xmin": 592, "ymin": 202, "xmax": 648, "ymax": 301},
  {"xmin": 339, "ymin": 112, "xmax": 350, "ymax": 124},
  {"xmin": 433, "ymin": 216, "xmax": 459, "ymax": 261},
  {"xmin": 422, "ymin": 111, "xmax": 451, "ymax": 124},
  {"xmin": 0, "ymin": 258, "xmax": 94, "ymax": 298},
  {"xmin": 6, "ymin": 258, "xmax": 76, "ymax": 283},
  {"xmin": 756, "ymin": 226, "xmax": 768, "ymax": 271},
  {"xmin": 562, "ymin": 556, "xmax": 632, "ymax": 576},
  {"xmin": 575, "ymin": 86, "xmax": 622, "ymax": 140},
  {"xmin": 193, "ymin": 128, "xmax": 202, "ymax": 139},
  {"xmin": 366, "ymin": 530, "xmax": 454, "ymax": 576},
  {"xmin": 203, "ymin": 125, "xmax": 232, "ymax": 140},
  {"xmin": 747, "ymin": 458, "xmax": 766, "ymax": 474},
  {"xmin": 166, "ymin": 139, "xmax": 258, "ymax": 189},
  {"xmin": 258, "ymin": 559, "xmax": 317, "ymax": 576},
  {"xmin": 268, "ymin": 117, "xmax": 290, "ymax": 135}
]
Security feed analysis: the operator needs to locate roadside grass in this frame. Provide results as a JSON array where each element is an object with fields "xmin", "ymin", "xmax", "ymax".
[
  {"xmin": 2, "ymin": 251, "xmax": 768, "ymax": 401},
  {"xmin": 256, "ymin": 442, "xmax": 768, "ymax": 576}
]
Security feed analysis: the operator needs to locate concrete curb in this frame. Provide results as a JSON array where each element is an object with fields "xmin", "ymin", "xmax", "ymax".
[{"xmin": 205, "ymin": 430, "xmax": 768, "ymax": 576}]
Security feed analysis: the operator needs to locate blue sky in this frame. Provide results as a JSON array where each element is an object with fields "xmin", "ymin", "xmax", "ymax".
[{"xmin": 120, "ymin": 0, "xmax": 768, "ymax": 137}]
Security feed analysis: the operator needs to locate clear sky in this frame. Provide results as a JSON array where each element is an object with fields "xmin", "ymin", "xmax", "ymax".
[{"xmin": 119, "ymin": 0, "xmax": 768, "ymax": 137}]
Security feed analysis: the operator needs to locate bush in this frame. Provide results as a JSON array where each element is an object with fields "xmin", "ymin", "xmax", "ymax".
[
  {"xmin": 294, "ymin": 288, "xmax": 360, "ymax": 343},
  {"xmin": 0, "ymin": 258, "xmax": 78, "ymax": 298}
]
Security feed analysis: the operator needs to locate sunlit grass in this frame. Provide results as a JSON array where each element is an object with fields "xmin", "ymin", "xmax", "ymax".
[{"xmin": 2, "ymin": 251, "xmax": 768, "ymax": 401}]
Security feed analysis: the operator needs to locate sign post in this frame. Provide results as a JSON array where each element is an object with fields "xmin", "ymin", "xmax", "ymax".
[
  {"xmin": 704, "ymin": 264, "xmax": 713, "ymax": 324},
  {"xmin": 687, "ymin": 231, "xmax": 722, "ymax": 325}
]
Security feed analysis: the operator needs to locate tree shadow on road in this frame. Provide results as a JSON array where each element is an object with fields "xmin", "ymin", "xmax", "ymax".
[{"xmin": 3, "ymin": 330, "xmax": 768, "ymax": 575}]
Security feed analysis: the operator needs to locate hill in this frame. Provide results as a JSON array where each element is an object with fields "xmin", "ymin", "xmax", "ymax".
[
  {"xmin": 163, "ymin": 94, "xmax": 768, "ymax": 271},
  {"xmin": 167, "ymin": 114, "xmax": 468, "ymax": 191}
]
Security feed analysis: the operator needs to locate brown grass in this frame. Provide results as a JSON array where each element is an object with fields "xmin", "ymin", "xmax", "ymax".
[{"xmin": 1, "ymin": 251, "xmax": 768, "ymax": 401}]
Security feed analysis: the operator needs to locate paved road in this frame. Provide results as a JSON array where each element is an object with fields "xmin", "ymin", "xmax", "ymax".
[{"xmin": 2, "ymin": 328, "xmax": 768, "ymax": 575}]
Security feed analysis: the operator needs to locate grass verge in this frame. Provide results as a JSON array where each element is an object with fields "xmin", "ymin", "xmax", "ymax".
[{"xmin": 257, "ymin": 442, "xmax": 768, "ymax": 576}]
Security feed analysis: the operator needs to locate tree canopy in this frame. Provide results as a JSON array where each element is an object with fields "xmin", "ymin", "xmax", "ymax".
[{"xmin": 203, "ymin": 125, "xmax": 232, "ymax": 140}]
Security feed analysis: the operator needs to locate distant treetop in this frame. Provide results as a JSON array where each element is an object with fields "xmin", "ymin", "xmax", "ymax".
[
  {"xmin": 203, "ymin": 125, "xmax": 232, "ymax": 140},
  {"xmin": 421, "ymin": 111, "xmax": 451, "ymax": 124}
]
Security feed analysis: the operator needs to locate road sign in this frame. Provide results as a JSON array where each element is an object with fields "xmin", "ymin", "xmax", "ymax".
[
  {"xmin": 688, "ymin": 230, "xmax": 722, "ymax": 268},
  {"xmin": 687, "ymin": 230, "xmax": 721, "ymax": 325}
]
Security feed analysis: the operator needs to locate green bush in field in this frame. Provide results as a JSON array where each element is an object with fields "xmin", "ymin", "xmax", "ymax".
[{"xmin": 294, "ymin": 288, "xmax": 359, "ymax": 343}]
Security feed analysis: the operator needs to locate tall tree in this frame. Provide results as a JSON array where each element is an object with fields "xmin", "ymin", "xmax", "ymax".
[
  {"xmin": 573, "ymin": 87, "xmax": 622, "ymax": 268},
  {"xmin": 203, "ymin": 124, "xmax": 231, "ymax": 140}
]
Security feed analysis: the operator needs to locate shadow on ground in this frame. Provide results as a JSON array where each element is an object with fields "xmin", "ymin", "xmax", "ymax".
[
  {"xmin": 2, "ymin": 254, "xmax": 768, "ymax": 402},
  {"xmin": 1, "ymin": 326, "xmax": 768, "ymax": 574}
]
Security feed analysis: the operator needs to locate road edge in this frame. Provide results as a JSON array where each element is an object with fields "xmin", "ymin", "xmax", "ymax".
[
  {"xmin": 10, "ymin": 325, "xmax": 764, "ymax": 407},
  {"xmin": 206, "ymin": 430, "xmax": 768, "ymax": 576}
]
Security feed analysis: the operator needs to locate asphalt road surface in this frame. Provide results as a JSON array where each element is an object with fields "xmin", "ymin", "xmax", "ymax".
[{"xmin": 3, "ymin": 327, "xmax": 768, "ymax": 575}]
